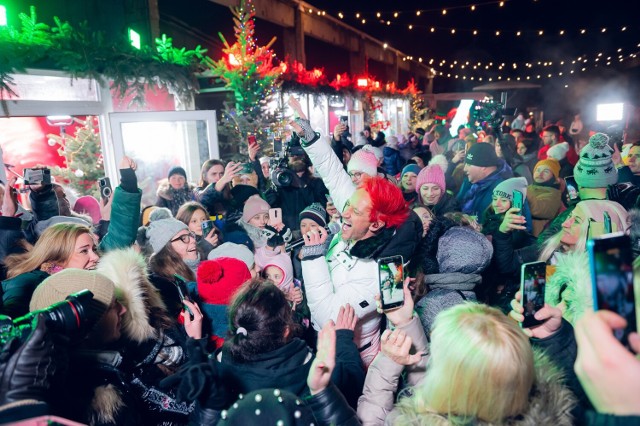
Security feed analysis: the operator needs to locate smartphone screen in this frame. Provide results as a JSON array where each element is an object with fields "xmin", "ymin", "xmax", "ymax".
[
  {"xmin": 512, "ymin": 190, "xmax": 524, "ymax": 211},
  {"xmin": 274, "ymin": 137, "xmax": 283, "ymax": 153},
  {"xmin": 268, "ymin": 208, "xmax": 282, "ymax": 225},
  {"xmin": 378, "ymin": 256, "xmax": 404, "ymax": 311},
  {"xmin": 565, "ymin": 176, "xmax": 580, "ymax": 205},
  {"xmin": 589, "ymin": 233, "xmax": 637, "ymax": 345},
  {"xmin": 201, "ymin": 220, "xmax": 215, "ymax": 237},
  {"xmin": 603, "ymin": 211, "xmax": 612, "ymax": 234},
  {"xmin": 520, "ymin": 261, "xmax": 546, "ymax": 328},
  {"xmin": 240, "ymin": 163, "xmax": 254, "ymax": 174}
]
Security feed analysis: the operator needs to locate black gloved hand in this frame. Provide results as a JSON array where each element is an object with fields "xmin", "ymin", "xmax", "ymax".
[{"xmin": 0, "ymin": 313, "xmax": 60, "ymax": 406}]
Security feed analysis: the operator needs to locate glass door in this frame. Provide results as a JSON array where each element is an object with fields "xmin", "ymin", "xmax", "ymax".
[{"xmin": 108, "ymin": 110, "xmax": 219, "ymax": 207}]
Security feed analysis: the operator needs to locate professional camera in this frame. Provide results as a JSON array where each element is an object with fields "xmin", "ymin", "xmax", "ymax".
[
  {"xmin": 269, "ymin": 133, "xmax": 305, "ymax": 188},
  {"xmin": 0, "ymin": 290, "xmax": 96, "ymax": 345},
  {"xmin": 23, "ymin": 167, "xmax": 52, "ymax": 186}
]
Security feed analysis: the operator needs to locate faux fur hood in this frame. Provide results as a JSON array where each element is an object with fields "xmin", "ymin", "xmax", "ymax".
[
  {"xmin": 90, "ymin": 384, "xmax": 124, "ymax": 425},
  {"xmin": 97, "ymin": 248, "xmax": 172, "ymax": 343},
  {"xmin": 545, "ymin": 250, "xmax": 593, "ymax": 326},
  {"xmin": 392, "ymin": 350, "xmax": 576, "ymax": 425},
  {"xmin": 156, "ymin": 179, "xmax": 196, "ymax": 201}
]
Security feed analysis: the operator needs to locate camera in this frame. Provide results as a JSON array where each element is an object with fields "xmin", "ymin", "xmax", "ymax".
[
  {"xmin": 268, "ymin": 133, "xmax": 304, "ymax": 188},
  {"xmin": 0, "ymin": 290, "xmax": 96, "ymax": 345},
  {"xmin": 99, "ymin": 177, "xmax": 112, "ymax": 200},
  {"xmin": 23, "ymin": 168, "xmax": 51, "ymax": 186}
]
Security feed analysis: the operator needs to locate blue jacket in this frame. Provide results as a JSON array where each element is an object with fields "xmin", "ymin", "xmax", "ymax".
[
  {"xmin": 383, "ymin": 147, "xmax": 404, "ymax": 176},
  {"xmin": 457, "ymin": 160, "xmax": 514, "ymax": 217}
]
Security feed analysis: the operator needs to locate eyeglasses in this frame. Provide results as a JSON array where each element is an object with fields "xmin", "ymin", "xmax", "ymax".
[
  {"xmin": 171, "ymin": 232, "xmax": 196, "ymax": 244},
  {"xmin": 349, "ymin": 171, "xmax": 363, "ymax": 179}
]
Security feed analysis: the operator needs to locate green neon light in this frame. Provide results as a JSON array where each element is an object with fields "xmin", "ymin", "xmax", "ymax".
[{"xmin": 128, "ymin": 28, "xmax": 140, "ymax": 49}]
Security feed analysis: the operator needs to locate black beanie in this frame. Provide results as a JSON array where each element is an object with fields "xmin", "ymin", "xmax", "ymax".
[
  {"xmin": 168, "ymin": 166, "xmax": 187, "ymax": 180},
  {"xmin": 465, "ymin": 143, "xmax": 499, "ymax": 167}
]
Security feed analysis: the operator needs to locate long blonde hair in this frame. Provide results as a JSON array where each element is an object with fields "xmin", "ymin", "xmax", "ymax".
[
  {"xmin": 4, "ymin": 223, "xmax": 93, "ymax": 278},
  {"xmin": 396, "ymin": 303, "xmax": 534, "ymax": 424},
  {"xmin": 539, "ymin": 200, "xmax": 629, "ymax": 262}
]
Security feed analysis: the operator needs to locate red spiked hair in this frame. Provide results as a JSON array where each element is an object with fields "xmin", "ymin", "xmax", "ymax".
[{"xmin": 359, "ymin": 175, "xmax": 409, "ymax": 229}]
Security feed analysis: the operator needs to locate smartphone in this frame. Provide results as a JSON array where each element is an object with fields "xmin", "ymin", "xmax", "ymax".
[
  {"xmin": 340, "ymin": 115, "xmax": 348, "ymax": 124},
  {"xmin": 603, "ymin": 211, "xmax": 612, "ymax": 234},
  {"xmin": 99, "ymin": 177, "xmax": 112, "ymax": 201},
  {"xmin": 23, "ymin": 168, "xmax": 51, "ymax": 185},
  {"xmin": 240, "ymin": 162, "xmax": 254, "ymax": 174},
  {"xmin": 269, "ymin": 207, "xmax": 282, "ymax": 226},
  {"xmin": 273, "ymin": 137, "xmax": 283, "ymax": 153},
  {"xmin": 201, "ymin": 220, "xmax": 215, "ymax": 237},
  {"xmin": 565, "ymin": 176, "xmax": 580, "ymax": 205},
  {"xmin": 520, "ymin": 261, "xmax": 547, "ymax": 328},
  {"xmin": 248, "ymin": 134, "xmax": 257, "ymax": 147},
  {"xmin": 173, "ymin": 274, "xmax": 194, "ymax": 319},
  {"xmin": 588, "ymin": 233, "xmax": 637, "ymax": 345},
  {"xmin": 378, "ymin": 255, "xmax": 405, "ymax": 311},
  {"xmin": 512, "ymin": 189, "xmax": 524, "ymax": 211}
]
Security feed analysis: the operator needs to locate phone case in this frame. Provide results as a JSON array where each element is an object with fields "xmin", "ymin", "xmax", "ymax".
[
  {"xmin": 378, "ymin": 256, "xmax": 404, "ymax": 310},
  {"xmin": 520, "ymin": 261, "xmax": 546, "ymax": 328}
]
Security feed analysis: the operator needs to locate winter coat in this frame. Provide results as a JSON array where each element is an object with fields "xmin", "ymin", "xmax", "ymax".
[
  {"xmin": 527, "ymin": 184, "xmax": 564, "ymax": 237},
  {"xmin": 196, "ymin": 184, "xmax": 229, "ymax": 217},
  {"xmin": 617, "ymin": 166, "xmax": 640, "ymax": 186},
  {"xmin": 457, "ymin": 160, "xmax": 514, "ymax": 217},
  {"xmin": 99, "ymin": 186, "xmax": 143, "ymax": 252},
  {"xmin": 0, "ymin": 270, "xmax": 49, "ymax": 318},
  {"xmin": 429, "ymin": 191, "xmax": 461, "ymax": 216},
  {"xmin": 512, "ymin": 155, "xmax": 534, "ymax": 184},
  {"xmin": 264, "ymin": 174, "xmax": 328, "ymax": 231},
  {"xmin": 217, "ymin": 330, "xmax": 365, "ymax": 409},
  {"xmin": 0, "ymin": 216, "xmax": 26, "ymax": 280},
  {"xmin": 383, "ymin": 147, "xmax": 404, "ymax": 176},
  {"xmin": 156, "ymin": 180, "xmax": 197, "ymax": 217},
  {"xmin": 416, "ymin": 272, "xmax": 479, "ymax": 334},
  {"xmin": 300, "ymin": 131, "xmax": 421, "ymax": 364}
]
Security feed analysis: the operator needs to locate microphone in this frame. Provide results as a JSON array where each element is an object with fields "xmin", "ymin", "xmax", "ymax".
[{"xmin": 285, "ymin": 222, "xmax": 341, "ymax": 252}]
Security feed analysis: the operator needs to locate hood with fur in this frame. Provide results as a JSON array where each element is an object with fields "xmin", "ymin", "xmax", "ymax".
[
  {"xmin": 97, "ymin": 248, "xmax": 172, "ymax": 343},
  {"xmin": 392, "ymin": 350, "xmax": 576, "ymax": 425},
  {"xmin": 545, "ymin": 250, "xmax": 593, "ymax": 326}
]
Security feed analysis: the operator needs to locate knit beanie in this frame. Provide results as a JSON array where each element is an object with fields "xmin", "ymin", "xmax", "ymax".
[
  {"xmin": 386, "ymin": 136, "xmax": 399, "ymax": 150},
  {"xmin": 145, "ymin": 218, "xmax": 189, "ymax": 254},
  {"xmin": 493, "ymin": 177, "xmax": 528, "ymax": 201},
  {"xmin": 362, "ymin": 144, "xmax": 383, "ymax": 162},
  {"xmin": 437, "ymin": 227, "xmax": 493, "ymax": 274},
  {"xmin": 168, "ymin": 166, "xmax": 187, "ymax": 180},
  {"xmin": 347, "ymin": 149, "xmax": 378, "ymax": 177},
  {"xmin": 465, "ymin": 143, "xmax": 499, "ymax": 167},
  {"xmin": 574, "ymin": 133, "xmax": 618, "ymax": 188},
  {"xmin": 241, "ymin": 195, "xmax": 270, "ymax": 223},
  {"xmin": 262, "ymin": 252, "xmax": 294, "ymax": 291},
  {"xmin": 416, "ymin": 165, "xmax": 446, "ymax": 194},
  {"xmin": 197, "ymin": 258, "xmax": 251, "ymax": 305},
  {"xmin": 259, "ymin": 156, "xmax": 271, "ymax": 165},
  {"xmin": 534, "ymin": 159, "xmax": 561, "ymax": 180},
  {"xmin": 208, "ymin": 242, "xmax": 255, "ymax": 270},
  {"xmin": 230, "ymin": 184, "xmax": 260, "ymax": 206},
  {"xmin": 221, "ymin": 389, "xmax": 315, "ymax": 425},
  {"xmin": 547, "ymin": 142, "xmax": 570, "ymax": 161},
  {"xmin": 73, "ymin": 196, "xmax": 101, "ymax": 225},
  {"xmin": 29, "ymin": 269, "xmax": 115, "ymax": 330},
  {"xmin": 401, "ymin": 164, "xmax": 421, "ymax": 178},
  {"xmin": 149, "ymin": 207, "xmax": 173, "ymax": 221},
  {"xmin": 428, "ymin": 154, "xmax": 449, "ymax": 174},
  {"xmin": 299, "ymin": 202, "xmax": 327, "ymax": 227}
]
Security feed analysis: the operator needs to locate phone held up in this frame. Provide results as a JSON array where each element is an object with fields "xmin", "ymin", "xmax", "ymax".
[
  {"xmin": 23, "ymin": 168, "xmax": 52, "ymax": 186},
  {"xmin": 564, "ymin": 175, "xmax": 580, "ymax": 206},
  {"xmin": 269, "ymin": 207, "xmax": 283, "ymax": 226},
  {"xmin": 378, "ymin": 255, "xmax": 405, "ymax": 311},
  {"xmin": 201, "ymin": 220, "xmax": 216, "ymax": 238},
  {"xmin": 173, "ymin": 274, "xmax": 194, "ymax": 320},
  {"xmin": 520, "ymin": 261, "xmax": 547, "ymax": 328},
  {"xmin": 99, "ymin": 177, "xmax": 112, "ymax": 201},
  {"xmin": 588, "ymin": 233, "xmax": 637, "ymax": 346},
  {"xmin": 512, "ymin": 189, "xmax": 524, "ymax": 211}
]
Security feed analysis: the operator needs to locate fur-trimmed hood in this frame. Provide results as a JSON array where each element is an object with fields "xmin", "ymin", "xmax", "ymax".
[
  {"xmin": 545, "ymin": 250, "xmax": 593, "ymax": 326},
  {"xmin": 97, "ymin": 248, "xmax": 172, "ymax": 343},
  {"xmin": 156, "ymin": 179, "xmax": 196, "ymax": 201},
  {"xmin": 392, "ymin": 350, "xmax": 576, "ymax": 425}
]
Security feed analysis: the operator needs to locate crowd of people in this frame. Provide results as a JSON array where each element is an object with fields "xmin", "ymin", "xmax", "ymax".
[{"xmin": 1, "ymin": 98, "xmax": 640, "ymax": 425}]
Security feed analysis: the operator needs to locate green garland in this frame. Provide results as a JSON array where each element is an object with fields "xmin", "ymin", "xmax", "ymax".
[{"xmin": 0, "ymin": 6, "xmax": 213, "ymax": 114}]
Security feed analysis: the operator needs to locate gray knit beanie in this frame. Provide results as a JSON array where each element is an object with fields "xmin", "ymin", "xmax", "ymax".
[
  {"xmin": 437, "ymin": 227, "xmax": 493, "ymax": 274},
  {"xmin": 145, "ymin": 218, "xmax": 188, "ymax": 254},
  {"xmin": 207, "ymin": 242, "xmax": 255, "ymax": 270}
]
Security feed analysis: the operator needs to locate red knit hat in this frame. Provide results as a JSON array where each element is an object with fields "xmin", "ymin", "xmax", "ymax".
[{"xmin": 197, "ymin": 258, "xmax": 251, "ymax": 304}]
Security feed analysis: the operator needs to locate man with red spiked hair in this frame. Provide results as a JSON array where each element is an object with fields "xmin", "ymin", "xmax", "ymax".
[{"xmin": 289, "ymin": 97, "xmax": 422, "ymax": 367}]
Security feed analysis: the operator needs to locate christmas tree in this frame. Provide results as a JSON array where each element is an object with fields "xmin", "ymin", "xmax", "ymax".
[
  {"xmin": 209, "ymin": 0, "xmax": 283, "ymax": 158},
  {"xmin": 48, "ymin": 116, "xmax": 104, "ymax": 198}
]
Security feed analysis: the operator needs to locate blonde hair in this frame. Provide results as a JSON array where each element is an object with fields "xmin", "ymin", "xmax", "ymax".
[
  {"xmin": 539, "ymin": 200, "xmax": 630, "ymax": 262},
  {"xmin": 396, "ymin": 303, "xmax": 534, "ymax": 424},
  {"xmin": 4, "ymin": 223, "xmax": 93, "ymax": 278}
]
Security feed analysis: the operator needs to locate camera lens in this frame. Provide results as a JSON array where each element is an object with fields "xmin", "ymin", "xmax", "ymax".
[
  {"xmin": 103, "ymin": 187, "xmax": 112, "ymax": 197},
  {"xmin": 277, "ymin": 171, "xmax": 293, "ymax": 187}
]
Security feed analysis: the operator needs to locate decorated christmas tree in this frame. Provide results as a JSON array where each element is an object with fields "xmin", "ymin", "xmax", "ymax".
[
  {"xmin": 209, "ymin": 0, "xmax": 283, "ymax": 157},
  {"xmin": 48, "ymin": 116, "xmax": 104, "ymax": 198}
]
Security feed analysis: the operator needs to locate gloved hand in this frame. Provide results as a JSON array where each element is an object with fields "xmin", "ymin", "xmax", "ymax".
[
  {"xmin": 160, "ymin": 339, "xmax": 227, "ymax": 410},
  {"xmin": 0, "ymin": 313, "xmax": 60, "ymax": 406}
]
